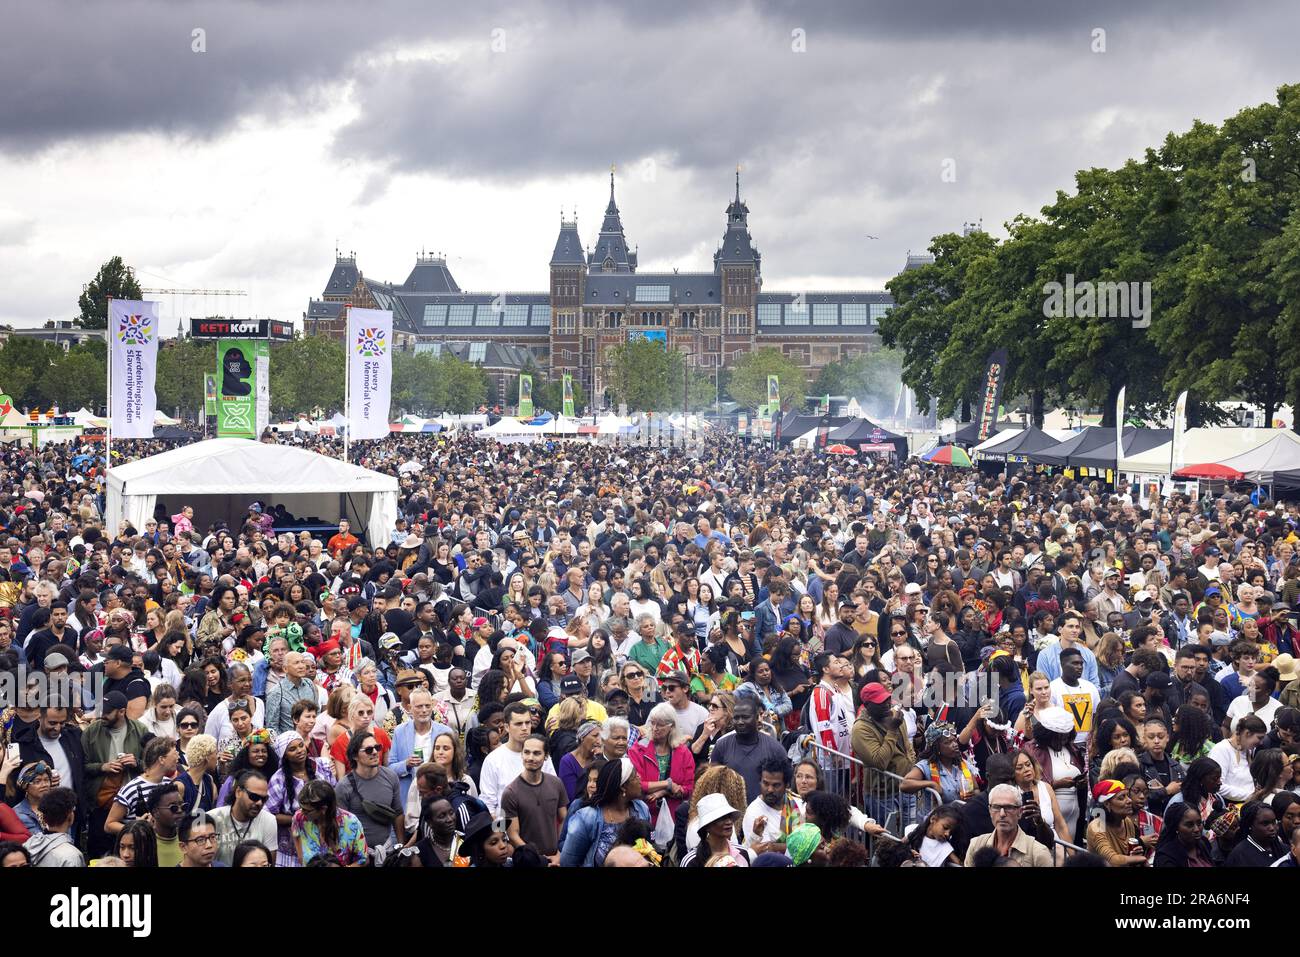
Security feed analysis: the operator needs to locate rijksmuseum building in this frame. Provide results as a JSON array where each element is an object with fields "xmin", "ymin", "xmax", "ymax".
[{"xmin": 306, "ymin": 172, "xmax": 920, "ymax": 408}]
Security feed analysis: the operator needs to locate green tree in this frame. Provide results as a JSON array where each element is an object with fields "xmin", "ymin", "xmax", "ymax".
[
  {"xmin": 37, "ymin": 351, "xmax": 104, "ymax": 411},
  {"xmin": 438, "ymin": 355, "xmax": 488, "ymax": 413},
  {"xmin": 0, "ymin": 337, "xmax": 59, "ymax": 408},
  {"xmin": 605, "ymin": 340, "xmax": 682, "ymax": 411},
  {"xmin": 154, "ymin": 339, "xmax": 211, "ymax": 417},
  {"xmin": 882, "ymin": 230, "xmax": 998, "ymax": 420},
  {"xmin": 269, "ymin": 335, "xmax": 345, "ymax": 415},
  {"xmin": 392, "ymin": 350, "xmax": 447, "ymax": 414},
  {"xmin": 77, "ymin": 256, "xmax": 143, "ymax": 329},
  {"xmin": 724, "ymin": 347, "xmax": 805, "ymax": 411}
]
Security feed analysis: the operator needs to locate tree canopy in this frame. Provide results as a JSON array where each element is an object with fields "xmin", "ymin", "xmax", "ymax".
[{"xmin": 882, "ymin": 83, "xmax": 1300, "ymax": 431}]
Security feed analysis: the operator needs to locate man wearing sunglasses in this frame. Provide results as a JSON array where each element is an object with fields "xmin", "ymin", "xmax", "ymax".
[
  {"xmin": 207, "ymin": 770, "xmax": 277, "ymax": 866},
  {"xmin": 823, "ymin": 601, "xmax": 859, "ymax": 657},
  {"xmin": 145, "ymin": 781, "xmax": 186, "ymax": 867}
]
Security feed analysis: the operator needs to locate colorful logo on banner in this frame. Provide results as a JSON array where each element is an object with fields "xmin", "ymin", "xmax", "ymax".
[
  {"xmin": 355, "ymin": 327, "xmax": 387, "ymax": 357},
  {"xmin": 0, "ymin": 393, "xmax": 12, "ymax": 416},
  {"xmin": 116, "ymin": 311, "xmax": 153, "ymax": 346},
  {"xmin": 108, "ymin": 300, "xmax": 158, "ymax": 438}
]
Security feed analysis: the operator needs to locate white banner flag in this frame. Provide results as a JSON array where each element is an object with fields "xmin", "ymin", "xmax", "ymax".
[
  {"xmin": 1114, "ymin": 385, "xmax": 1126, "ymax": 475},
  {"xmin": 109, "ymin": 299, "xmax": 159, "ymax": 438},
  {"xmin": 1171, "ymin": 390, "xmax": 1189, "ymax": 473},
  {"xmin": 346, "ymin": 307, "xmax": 393, "ymax": 440}
]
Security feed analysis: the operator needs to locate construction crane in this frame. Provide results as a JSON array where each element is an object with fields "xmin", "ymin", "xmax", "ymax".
[
  {"xmin": 140, "ymin": 288, "xmax": 248, "ymax": 297},
  {"xmin": 139, "ymin": 287, "xmax": 248, "ymax": 337}
]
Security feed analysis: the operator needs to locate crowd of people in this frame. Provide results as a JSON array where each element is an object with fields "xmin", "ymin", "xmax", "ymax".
[{"xmin": 1, "ymin": 427, "xmax": 1299, "ymax": 870}]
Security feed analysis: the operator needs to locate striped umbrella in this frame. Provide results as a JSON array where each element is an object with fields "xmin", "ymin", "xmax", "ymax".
[{"xmin": 922, "ymin": 444, "xmax": 973, "ymax": 467}]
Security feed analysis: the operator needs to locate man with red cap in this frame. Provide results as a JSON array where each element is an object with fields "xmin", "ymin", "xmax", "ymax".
[{"xmin": 852, "ymin": 681, "xmax": 914, "ymax": 820}]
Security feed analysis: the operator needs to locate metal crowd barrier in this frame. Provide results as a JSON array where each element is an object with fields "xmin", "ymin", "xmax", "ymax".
[{"xmin": 803, "ymin": 739, "xmax": 912, "ymax": 862}]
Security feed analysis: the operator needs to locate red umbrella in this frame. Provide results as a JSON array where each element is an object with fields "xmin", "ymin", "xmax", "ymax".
[
  {"xmin": 825, "ymin": 444, "xmax": 856, "ymax": 455},
  {"xmin": 1174, "ymin": 463, "xmax": 1244, "ymax": 480}
]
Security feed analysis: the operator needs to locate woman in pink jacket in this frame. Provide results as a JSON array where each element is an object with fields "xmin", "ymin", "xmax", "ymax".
[{"xmin": 628, "ymin": 702, "xmax": 696, "ymax": 821}]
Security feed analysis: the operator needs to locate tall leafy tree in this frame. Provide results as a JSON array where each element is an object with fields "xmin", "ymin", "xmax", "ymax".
[
  {"xmin": 723, "ymin": 347, "xmax": 805, "ymax": 411},
  {"xmin": 77, "ymin": 256, "xmax": 143, "ymax": 329},
  {"xmin": 882, "ymin": 230, "xmax": 998, "ymax": 420},
  {"xmin": 605, "ymin": 339, "xmax": 682, "ymax": 411}
]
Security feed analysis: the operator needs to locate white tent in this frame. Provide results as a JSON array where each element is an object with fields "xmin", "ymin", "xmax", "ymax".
[
  {"xmin": 791, "ymin": 427, "xmax": 821, "ymax": 450},
  {"xmin": 546, "ymin": 416, "xmax": 581, "ymax": 434},
  {"xmin": 595, "ymin": 414, "xmax": 633, "ymax": 435},
  {"xmin": 1184, "ymin": 431, "xmax": 1300, "ymax": 484},
  {"xmin": 478, "ymin": 418, "xmax": 547, "ymax": 443},
  {"xmin": 153, "ymin": 410, "xmax": 180, "ymax": 426},
  {"xmin": 105, "ymin": 438, "xmax": 398, "ymax": 546},
  {"xmin": 1120, "ymin": 428, "xmax": 1281, "ymax": 476}
]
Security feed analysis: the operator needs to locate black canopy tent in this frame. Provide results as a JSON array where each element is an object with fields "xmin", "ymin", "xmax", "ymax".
[
  {"xmin": 153, "ymin": 425, "xmax": 203, "ymax": 442},
  {"xmin": 1031, "ymin": 426, "xmax": 1112, "ymax": 468},
  {"xmin": 1069, "ymin": 428, "xmax": 1172, "ymax": 473},
  {"xmin": 777, "ymin": 412, "xmax": 852, "ymax": 442},
  {"xmin": 944, "ymin": 419, "xmax": 1019, "ymax": 447},
  {"xmin": 826, "ymin": 418, "xmax": 909, "ymax": 458},
  {"xmin": 975, "ymin": 426, "xmax": 1062, "ymax": 463}
]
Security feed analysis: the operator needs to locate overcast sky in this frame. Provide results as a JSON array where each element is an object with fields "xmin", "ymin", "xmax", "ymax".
[{"xmin": 2, "ymin": 0, "xmax": 1297, "ymax": 331}]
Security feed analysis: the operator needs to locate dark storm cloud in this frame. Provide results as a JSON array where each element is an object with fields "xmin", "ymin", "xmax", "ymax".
[{"xmin": 0, "ymin": 0, "xmax": 1252, "ymax": 155}]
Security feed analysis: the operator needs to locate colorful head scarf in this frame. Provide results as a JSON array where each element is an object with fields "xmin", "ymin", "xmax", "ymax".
[
  {"xmin": 1092, "ymin": 779, "xmax": 1127, "ymax": 805},
  {"xmin": 785, "ymin": 823, "xmax": 823, "ymax": 867},
  {"xmin": 18, "ymin": 761, "xmax": 52, "ymax": 788},
  {"xmin": 246, "ymin": 728, "xmax": 274, "ymax": 749}
]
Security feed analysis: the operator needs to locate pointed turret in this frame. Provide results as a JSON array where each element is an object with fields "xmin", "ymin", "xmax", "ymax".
[
  {"xmin": 550, "ymin": 210, "xmax": 586, "ymax": 266},
  {"xmin": 715, "ymin": 166, "xmax": 760, "ymax": 268},
  {"xmin": 588, "ymin": 166, "xmax": 635, "ymax": 273}
]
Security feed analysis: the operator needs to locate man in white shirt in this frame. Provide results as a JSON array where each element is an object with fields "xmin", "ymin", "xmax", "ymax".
[
  {"xmin": 658, "ymin": 670, "xmax": 707, "ymax": 739},
  {"xmin": 1197, "ymin": 547, "xmax": 1223, "ymax": 582},
  {"xmin": 1224, "ymin": 671, "xmax": 1283, "ymax": 735},
  {"xmin": 1049, "ymin": 647, "xmax": 1100, "ymax": 747},
  {"xmin": 478, "ymin": 702, "xmax": 556, "ymax": 814},
  {"xmin": 741, "ymin": 758, "xmax": 805, "ymax": 854}
]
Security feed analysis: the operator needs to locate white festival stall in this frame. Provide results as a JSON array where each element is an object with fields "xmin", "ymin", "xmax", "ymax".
[{"xmin": 105, "ymin": 438, "xmax": 399, "ymax": 546}]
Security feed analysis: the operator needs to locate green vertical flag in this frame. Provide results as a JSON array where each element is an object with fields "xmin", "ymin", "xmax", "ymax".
[
  {"xmin": 767, "ymin": 374, "xmax": 780, "ymax": 409},
  {"xmin": 216, "ymin": 339, "xmax": 258, "ymax": 438},
  {"xmin": 562, "ymin": 374, "xmax": 575, "ymax": 417},
  {"xmin": 518, "ymin": 374, "xmax": 534, "ymax": 417},
  {"xmin": 203, "ymin": 374, "xmax": 217, "ymax": 416}
]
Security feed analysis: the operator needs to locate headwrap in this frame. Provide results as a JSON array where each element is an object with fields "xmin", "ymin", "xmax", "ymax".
[
  {"xmin": 273, "ymin": 731, "xmax": 302, "ymax": 759},
  {"xmin": 271, "ymin": 622, "xmax": 305, "ymax": 653},
  {"xmin": 924, "ymin": 720, "xmax": 957, "ymax": 751},
  {"xmin": 619, "ymin": 756, "xmax": 636, "ymax": 785},
  {"xmin": 785, "ymin": 822, "xmax": 824, "ymax": 867},
  {"xmin": 309, "ymin": 638, "xmax": 340, "ymax": 659},
  {"xmin": 18, "ymin": 761, "xmax": 52, "ymax": 788},
  {"xmin": 576, "ymin": 720, "xmax": 600, "ymax": 743},
  {"xmin": 1092, "ymin": 779, "xmax": 1127, "ymax": 805},
  {"xmin": 631, "ymin": 838, "xmax": 662, "ymax": 866},
  {"xmin": 246, "ymin": 728, "xmax": 274, "ymax": 749}
]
